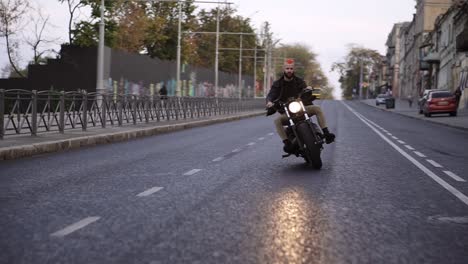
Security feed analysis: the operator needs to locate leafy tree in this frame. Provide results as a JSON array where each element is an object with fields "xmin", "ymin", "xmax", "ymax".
[
  {"xmin": 275, "ymin": 43, "xmax": 330, "ymax": 89},
  {"xmin": 72, "ymin": 0, "xmax": 121, "ymax": 48},
  {"xmin": 332, "ymin": 44, "xmax": 382, "ymax": 98},
  {"xmin": 194, "ymin": 6, "xmax": 257, "ymax": 73},
  {"xmin": 144, "ymin": 0, "xmax": 197, "ymax": 61},
  {"xmin": 114, "ymin": 1, "xmax": 148, "ymax": 53},
  {"xmin": 0, "ymin": 0, "xmax": 29, "ymax": 77}
]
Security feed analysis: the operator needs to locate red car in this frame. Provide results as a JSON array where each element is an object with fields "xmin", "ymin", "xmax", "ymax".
[{"xmin": 422, "ymin": 91, "xmax": 457, "ymax": 117}]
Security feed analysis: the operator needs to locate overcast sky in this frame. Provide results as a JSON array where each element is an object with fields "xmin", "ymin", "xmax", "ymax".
[{"xmin": 0, "ymin": 0, "xmax": 417, "ymax": 98}]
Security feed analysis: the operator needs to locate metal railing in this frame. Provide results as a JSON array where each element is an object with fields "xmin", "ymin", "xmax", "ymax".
[{"xmin": 0, "ymin": 89, "xmax": 265, "ymax": 139}]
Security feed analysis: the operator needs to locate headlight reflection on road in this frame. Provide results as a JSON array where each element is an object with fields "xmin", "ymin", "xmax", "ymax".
[{"xmin": 261, "ymin": 188, "xmax": 325, "ymax": 263}]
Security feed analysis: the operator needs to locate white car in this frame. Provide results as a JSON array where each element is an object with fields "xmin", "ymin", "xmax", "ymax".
[{"xmin": 375, "ymin": 94, "xmax": 388, "ymax": 105}]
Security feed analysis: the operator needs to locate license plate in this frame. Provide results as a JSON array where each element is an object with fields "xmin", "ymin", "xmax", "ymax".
[{"xmin": 438, "ymin": 101, "xmax": 448, "ymax": 105}]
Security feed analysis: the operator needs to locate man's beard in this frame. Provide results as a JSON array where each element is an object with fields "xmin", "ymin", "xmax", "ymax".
[{"xmin": 284, "ymin": 72, "xmax": 294, "ymax": 79}]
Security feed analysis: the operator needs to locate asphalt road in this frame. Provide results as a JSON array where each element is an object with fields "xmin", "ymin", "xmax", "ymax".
[{"xmin": 1, "ymin": 100, "xmax": 468, "ymax": 264}]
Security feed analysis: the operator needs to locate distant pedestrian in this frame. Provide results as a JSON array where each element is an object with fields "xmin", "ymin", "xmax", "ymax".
[
  {"xmin": 454, "ymin": 88, "xmax": 462, "ymax": 108},
  {"xmin": 159, "ymin": 84, "xmax": 168, "ymax": 100},
  {"xmin": 407, "ymin": 95, "xmax": 413, "ymax": 108}
]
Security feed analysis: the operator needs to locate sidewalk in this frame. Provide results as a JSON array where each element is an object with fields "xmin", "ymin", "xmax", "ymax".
[
  {"xmin": 360, "ymin": 99, "xmax": 468, "ymax": 131},
  {"xmin": 0, "ymin": 111, "xmax": 265, "ymax": 161}
]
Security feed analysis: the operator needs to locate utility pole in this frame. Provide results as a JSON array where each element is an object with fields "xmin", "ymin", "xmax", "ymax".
[
  {"xmin": 359, "ymin": 59, "xmax": 363, "ymax": 100},
  {"xmin": 238, "ymin": 34, "xmax": 243, "ymax": 100},
  {"xmin": 253, "ymin": 45, "xmax": 257, "ymax": 98},
  {"xmin": 176, "ymin": 2, "xmax": 182, "ymax": 96},
  {"xmin": 263, "ymin": 50, "xmax": 267, "ymax": 97},
  {"xmin": 215, "ymin": 6, "xmax": 220, "ymax": 97}
]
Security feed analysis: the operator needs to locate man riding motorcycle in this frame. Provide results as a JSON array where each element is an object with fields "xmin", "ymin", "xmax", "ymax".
[{"xmin": 266, "ymin": 59, "xmax": 335, "ymax": 153}]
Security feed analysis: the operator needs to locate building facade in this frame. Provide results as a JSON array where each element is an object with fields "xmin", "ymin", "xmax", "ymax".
[
  {"xmin": 386, "ymin": 22, "xmax": 410, "ymax": 98},
  {"xmin": 398, "ymin": 0, "xmax": 453, "ymax": 98}
]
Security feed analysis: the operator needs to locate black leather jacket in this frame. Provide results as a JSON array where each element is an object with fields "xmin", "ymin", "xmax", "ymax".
[{"xmin": 266, "ymin": 75, "xmax": 308, "ymax": 103}]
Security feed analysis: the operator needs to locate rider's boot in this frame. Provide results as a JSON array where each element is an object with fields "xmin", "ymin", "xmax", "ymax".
[
  {"xmin": 322, "ymin": 127, "xmax": 335, "ymax": 144},
  {"xmin": 283, "ymin": 139, "xmax": 295, "ymax": 153}
]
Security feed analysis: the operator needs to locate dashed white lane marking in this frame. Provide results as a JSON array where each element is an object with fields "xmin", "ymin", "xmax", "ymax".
[
  {"xmin": 212, "ymin": 157, "xmax": 224, "ymax": 162},
  {"xmin": 397, "ymin": 140, "xmax": 406, "ymax": 144},
  {"xmin": 429, "ymin": 215, "xmax": 468, "ymax": 224},
  {"xmin": 51, "ymin": 217, "xmax": 100, "ymax": 237},
  {"xmin": 247, "ymin": 142, "xmax": 256, "ymax": 146},
  {"xmin": 268, "ymin": 133, "xmax": 274, "ymax": 136},
  {"xmin": 154, "ymin": 172, "xmax": 175, "ymax": 176},
  {"xmin": 414, "ymin": 151, "xmax": 427, "ymax": 158},
  {"xmin": 137, "ymin": 187, "xmax": 164, "ymax": 197},
  {"xmin": 404, "ymin": 145, "xmax": 415, "ymax": 150},
  {"xmin": 258, "ymin": 137, "xmax": 265, "ymax": 141},
  {"xmin": 427, "ymin": 160, "xmax": 443, "ymax": 168},
  {"xmin": 232, "ymin": 148, "xmax": 241, "ymax": 153},
  {"xmin": 183, "ymin": 169, "xmax": 202, "ymax": 176},
  {"xmin": 387, "ymin": 133, "xmax": 393, "ymax": 136},
  {"xmin": 443, "ymin": 171, "xmax": 466, "ymax": 182},
  {"xmin": 392, "ymin": 136, "xmax": 399, "ymax": 140},
  {"xmin": 342, "ymin": 102, "xmax": 468, "ymax": 207}
]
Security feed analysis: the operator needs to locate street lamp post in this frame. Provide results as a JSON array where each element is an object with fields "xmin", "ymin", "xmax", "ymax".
[{"xmin": 97, "ymin": 0, "xmax": 105, "ymax": 98}]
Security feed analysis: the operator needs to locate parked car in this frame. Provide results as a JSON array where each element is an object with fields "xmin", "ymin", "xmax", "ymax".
[
  {"xmin": 422, "ymin": 91, "xmax": 457, "ymax": 117},
  {"xmin": 375, "ymin": 94, "xmax": 389, "ymax": 105},
  {"xmin": 312, "ymin": 88, "xmax": 322, "ymax": 100},
  {"xmin": 418, "ymin": 89, "xmax": 433, "ymax": 114}
]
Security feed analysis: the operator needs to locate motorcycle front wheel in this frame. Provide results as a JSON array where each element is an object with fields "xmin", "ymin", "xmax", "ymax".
[{"xmin": 296, "ymin": 122, "xmax": 322, "ymax": 169}]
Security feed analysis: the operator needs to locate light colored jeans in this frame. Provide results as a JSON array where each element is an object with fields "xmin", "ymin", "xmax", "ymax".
[{"xmin": 274, "ymin": 105, "xmax": 327, "ymax": 140}]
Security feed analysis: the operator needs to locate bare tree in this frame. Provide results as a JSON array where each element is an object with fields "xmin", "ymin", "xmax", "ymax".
[
  {"xmin": 59, "ymin": 0, "xmax": 85, "ymax": 44},
  {"xmin": 0, "ymin": 0, "xmax": 29, "ymax": 77},
  {"xmin": 24, "ymin": 7, "xmax": 58, "ymax": 64}
]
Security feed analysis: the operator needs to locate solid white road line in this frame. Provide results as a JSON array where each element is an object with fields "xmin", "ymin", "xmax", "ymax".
[
  {"xmin": 183, "ymin": 169, "xmax": 202, "ymax": 176},
  {"xmin": 427, "ymin": 159, "xmax": 443, "ymax": 168},
  {"xmin": 258, "ymin": 137, "xmax": 265, "ymax": 141},
  {"xmin": 404, "ymin": 145, "xmax": 415, "ymax": 150},
  {"xmin": 397, "ymin": 140, "xmax": 406, "ymax": 144},
  {"xmin": 212, "ymin": 157, "xmax": 224, "ymax": 162},
  {"xmin": 137, "ymin": 187, "xmax": 164, "ymax": 197},
  {"xmin": 342, "ymin": 102, "xmax": 468, "ymax": 207},
  {"xmin": 51, "ymin": 217, "xmax": 100, "ymax": 237},
  {"xmin": 414, "ymin": 151, "xmax": 427, "ymax": 158},
  {"xmin": 443, "ymin": 171, "xmax": 466, "ymax": 182},
  {"xmin": 247, "ymin": 142, "xmax": 256, "ymax": 146}
]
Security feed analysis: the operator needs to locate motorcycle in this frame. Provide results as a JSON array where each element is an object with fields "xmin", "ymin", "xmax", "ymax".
[{"xmin": 267, "ymin": 89, "xmax": 324, "ymax": 169}]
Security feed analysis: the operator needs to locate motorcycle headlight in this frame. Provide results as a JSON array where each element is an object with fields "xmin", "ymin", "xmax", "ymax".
[{"xmin": 288, "ymin": 101, "xmax": 302, "ymax": 113}]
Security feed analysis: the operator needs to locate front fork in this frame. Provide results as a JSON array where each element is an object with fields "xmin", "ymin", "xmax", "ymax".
[{"xmin": 285, "ymin": 102, "xmax": 323, "ymax": 148}]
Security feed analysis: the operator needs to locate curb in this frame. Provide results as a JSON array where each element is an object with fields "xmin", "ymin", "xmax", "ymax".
[
  {"xmin": 358, "ymin": 101, "xmax": 468, "ymax": 132},
  {"xmin": 0, "ymin": 111, "xmax": 265, "ymax": 161}
]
